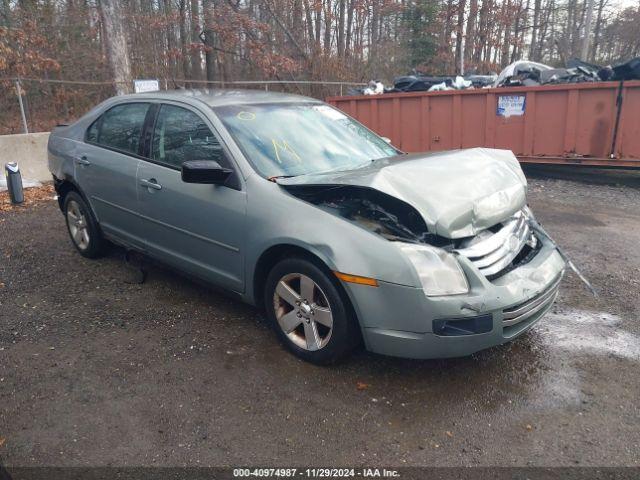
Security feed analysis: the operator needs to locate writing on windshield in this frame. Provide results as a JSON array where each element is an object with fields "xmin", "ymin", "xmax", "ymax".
[{"xmin": 214, "ymin": 103, "xmax": 397, "ymax": 178}]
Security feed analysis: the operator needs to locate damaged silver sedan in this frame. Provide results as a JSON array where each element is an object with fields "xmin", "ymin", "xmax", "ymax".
[{"xmin": 48, "ymin": 90, "xmax": 565, "ymax": 364}]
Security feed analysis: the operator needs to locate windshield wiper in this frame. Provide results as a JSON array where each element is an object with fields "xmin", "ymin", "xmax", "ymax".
[
  {"xmin": 268, "ymin": 174, "xmax": 298, "ymax": 182},
  {"xmin": 269, "ymin": 159, "xmax": 377, "ymax": 181}
]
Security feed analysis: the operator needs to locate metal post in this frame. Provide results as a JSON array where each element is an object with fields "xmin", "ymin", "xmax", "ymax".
[
  {"xmin": 264, "ymin": 83, "xmax": 269, "ymax": 92},
  {"xmin": 459, "ymin": 37, "xmax": 465, "ymax": 76},
  {"xmin": 15, "ymin": 79, "xmax": 29, "ymax": 134},
  {"xmin": 609, "ymin": 79, "xmax": 624, "ymax": 159},
  {"xmin": 340, "ymin": 84, "xmax": 343, "ymax": 96}
]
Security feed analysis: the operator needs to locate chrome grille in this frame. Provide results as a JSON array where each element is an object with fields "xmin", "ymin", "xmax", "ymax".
[
  {"xmin": 502, "ymin": 274, "xmax": 562, "ymax": 327},
  {"xmin": 455, "ymin": 210, "xmax": 537, "ymax": 278}
]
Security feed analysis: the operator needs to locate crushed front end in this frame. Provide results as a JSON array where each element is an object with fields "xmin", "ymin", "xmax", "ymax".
[
  {"xmin": 279, "ymin": 148, "xmax": 566, "ymax": 359},
  {"xmin": 346, "ymin": 207, "xmax": 565, "ymax": 359}
]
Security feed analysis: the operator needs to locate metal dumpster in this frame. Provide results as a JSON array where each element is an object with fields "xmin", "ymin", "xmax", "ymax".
[{"xmin": 327, "ymin": 80, "xmax": 640, "ymax": 168}]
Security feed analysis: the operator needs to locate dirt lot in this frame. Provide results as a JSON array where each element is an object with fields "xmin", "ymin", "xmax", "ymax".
[{"xmin": 1, "ymin": 167, "xmax": 639, "ymax": 468}]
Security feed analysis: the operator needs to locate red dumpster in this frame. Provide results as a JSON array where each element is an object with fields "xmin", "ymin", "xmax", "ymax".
[{"xmin": 327, "ymin": 80, "xmax": 640, "ymax": 168}]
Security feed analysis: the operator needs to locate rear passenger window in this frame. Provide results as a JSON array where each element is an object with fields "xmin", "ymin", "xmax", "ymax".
[
  {"xmin": 151, "ymin": 105, "xmax": 223, "ymax": 168},
  {"xmin": 90, "ymin": 103, "xmax": 149, "ymax": 155}
]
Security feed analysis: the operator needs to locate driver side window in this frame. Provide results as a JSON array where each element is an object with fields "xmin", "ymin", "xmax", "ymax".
[{"xmin": 151, "ymin": 105, "xmax": 224, "ymax": 169}]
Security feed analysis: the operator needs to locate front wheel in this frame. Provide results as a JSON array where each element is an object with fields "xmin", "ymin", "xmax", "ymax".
[
  {"xmin": 63, "ymin": 191, "xmax": 107, "ymax": 258},
  {"xmin": 264, "ymin": 257, "xmax": 360, "ymax": 364}
]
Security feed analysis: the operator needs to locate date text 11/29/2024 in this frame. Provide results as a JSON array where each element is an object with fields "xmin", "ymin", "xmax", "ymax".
[{"xmin": 233, "ymin": 468, "xmax": 400, "ymax": 478}]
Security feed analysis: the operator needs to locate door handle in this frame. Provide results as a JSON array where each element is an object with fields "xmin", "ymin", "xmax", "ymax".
[
  {"xmin": 140, "ymin": 178, "xmax": 162, "ymax": 191},
  {"xmin": 75, "ymin": 155, "xmax": 91, "ymax": 166}
]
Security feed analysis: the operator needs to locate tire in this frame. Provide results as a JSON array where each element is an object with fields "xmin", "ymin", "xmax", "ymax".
[
  {"xmin": 63, "ymin": 191, "xmax": 107, "ymax": 258},
  {"xmin": 264, "ymin": 256, "xmax": 360, "ymax": 364}
]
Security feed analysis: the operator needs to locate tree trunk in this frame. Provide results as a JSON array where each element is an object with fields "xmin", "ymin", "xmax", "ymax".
[
  {"xmin": 581, "ymin": 0, "xmax": 595, "ymax": 59},
  {"xmin": 202, "ymin": 0, "xmax": 215, "ymax": 84},
  {"xmin": 536, "ymin": 0, "xmax": 553, "ymax": 60},
  {"xmin": 442, "ymin": 0, "xmax": 455, "ymax": 71},
  {"xmin": 303, "ymin": 0, "xmax": 315, "ymax": 52},
  {"xmin": 163, "ymin": 0, "xmax": 177, "ymax": 79},
  {"xmin": 179, "ymin": 0, "xmax": 191, "ymax": 85},
  {"xmin": 99, "ymin": 0, "xmax": 132, "ymax": 95},
  {"xmin": 323, "ymin": 0, "xmax": 332, "ymax": 54},
  {"xmin": 454, "ymin": 0, "xmax": 466, "ymax": 73},
  {"xmin": 465, "ymin": 0, "xmax": 478, "ymax": 66},
  {"xmin": 190, "ymin": 0, "xmax": 202, "ymax": 81},
  {"xmin": 292, "ymin": 0, "xmax": 304, "ymax": 57},
  {"xmin": 314, "ymin": 2, "xmax": 321, "ymax": 51},
  {"xmin": 500, "ymin": 0, "xmax": 512, "ymax": 67},
  {"xmin": 337, "ymin": 0, "xmax": 346, "ymax": 57},
  {"xmin": 529, "ymin": 0, "xmax": 541, "ymax": 60},
  {"xmin": 345, "ymin": 0, "xmax": 354, "ymax": 57},
  {"xmin": 370, "ymin": 0, "xmax": 379, "ymax": 60},
  {"xmin": 590, "ymin": 0, "xmax": 605, "ymax": 62},
  {"xmin": 474, "ymin": 0, "xmax": 490, "ymax": 63},
  {"xmin": 510, "ymin": 0, "xmax": 524, "ymax": 62}
]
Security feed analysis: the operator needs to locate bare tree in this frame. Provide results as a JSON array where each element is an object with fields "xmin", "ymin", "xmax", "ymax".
[
  {"xmin": 98, "ymin": 0, "xmax": 132, "ymax": 94},
  {"xmin": 581, "ymin": 0, "xmax": 595, "ymax": 58}
]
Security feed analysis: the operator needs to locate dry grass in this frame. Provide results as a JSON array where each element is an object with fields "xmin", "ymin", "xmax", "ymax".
[{"xmin": 0, "ymin": 184, "xmax": 56, "ymax": 213}]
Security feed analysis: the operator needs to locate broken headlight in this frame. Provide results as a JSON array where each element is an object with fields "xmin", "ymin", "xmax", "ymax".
[{"xmin": 398, "ymin": 244, "xmax": 469, "ymax": 296}]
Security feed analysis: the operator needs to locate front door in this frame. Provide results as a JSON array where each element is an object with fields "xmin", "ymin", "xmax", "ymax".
[{"xmin": 136, "ymin": 103, "xmax": 246, "ymax": 292}]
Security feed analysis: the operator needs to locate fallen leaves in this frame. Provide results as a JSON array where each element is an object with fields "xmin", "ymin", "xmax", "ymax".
[
  {"xmin": 0, "ymin": 184, "xmax": 55, "ymax": 212},
  {"xmin": 0, "ymin": 437, "xmax": 5, "ymax": 448},
  {"xmin": 356, "ymin": 381, "xmax": 370, "ymax": 391}
]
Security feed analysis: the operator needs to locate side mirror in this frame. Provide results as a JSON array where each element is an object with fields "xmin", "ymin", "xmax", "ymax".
[{"xmin": 182, "ymin": 160, "xmax": 232, "ymax": 185}]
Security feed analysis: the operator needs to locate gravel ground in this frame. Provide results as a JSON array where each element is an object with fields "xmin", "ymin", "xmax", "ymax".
[{"xmin": 1, "ymin": 168, "xmax": 639, "ymax": 468}]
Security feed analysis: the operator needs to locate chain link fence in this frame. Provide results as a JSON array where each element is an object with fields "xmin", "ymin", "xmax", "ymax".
[{"xmin": 0, "ymin": 78, "xmax": 364, "ymax": 135}]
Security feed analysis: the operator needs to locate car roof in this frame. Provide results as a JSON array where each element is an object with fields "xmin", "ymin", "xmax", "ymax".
[{"xmin": 119, "ymin": 88, "xmax": 323, "ymax": 107}]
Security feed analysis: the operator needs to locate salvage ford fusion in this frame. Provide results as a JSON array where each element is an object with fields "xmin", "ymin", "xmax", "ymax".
[{"xmin": 48, "ymin": 90, "xmax": 565, "ymax": 364}]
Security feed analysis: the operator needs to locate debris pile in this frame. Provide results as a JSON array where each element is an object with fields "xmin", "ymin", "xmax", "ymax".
[
  {"xmin": 0, "ymin": 184, "xmax": 54, "ymax": 212},
  {"xmin": 349, "ymin": 56, "xmax": 640, "ymax": 95}
]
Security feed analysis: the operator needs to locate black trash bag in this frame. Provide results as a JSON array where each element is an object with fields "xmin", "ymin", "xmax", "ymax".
[
  {"xmin": 347, "ymin": 86, "xmax": 366, "ymax": 95},
  {"xmin": 539, "ymin": 67, "xmax": 598, "ymax": 84},
  {"xmin": 566, "ymin": 58, "xmax": 613, "ymax": 81},
  {"xmin": 392, "ymin": 75, "xmax": 454, "ymax": 92},
  {"xmin": 463, "ymin": 74, "xmax": 497, "ymax": 88},
  {"xmin": 612, "ymin": 57, "xmax": 640, "ymax": 81},
  {"xmin": 598, "ymin": 66, "xmax": 614, "ymax": 81}
]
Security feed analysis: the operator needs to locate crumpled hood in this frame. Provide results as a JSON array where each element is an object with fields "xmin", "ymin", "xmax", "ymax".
[{"xmin": 278, "ymin": 147, "xmax": 527, "ymax": 239}]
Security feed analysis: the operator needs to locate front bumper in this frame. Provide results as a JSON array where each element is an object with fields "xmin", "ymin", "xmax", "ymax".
[{"xmin": 344, "ymin": 230, "xmax": 566, "ymax": 359}]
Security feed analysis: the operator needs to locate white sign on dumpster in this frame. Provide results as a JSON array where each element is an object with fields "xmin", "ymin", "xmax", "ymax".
[
  {"xmin": 497, "ymin": 95, "xmax": 526, "ymax": 117},
  {"xmin": 133, "ymin": 79, "xmax": 160, "ymax": 93}
]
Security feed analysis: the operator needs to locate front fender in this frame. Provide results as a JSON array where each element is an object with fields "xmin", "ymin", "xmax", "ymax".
[{"xmin": 243, "ymin": 176, "xmax": 421, "ymax": 303}]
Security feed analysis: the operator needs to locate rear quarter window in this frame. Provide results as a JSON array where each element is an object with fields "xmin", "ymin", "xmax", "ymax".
[{"xmin": 87, "ymin": 103, "xmax": 150, "ymax": 155}]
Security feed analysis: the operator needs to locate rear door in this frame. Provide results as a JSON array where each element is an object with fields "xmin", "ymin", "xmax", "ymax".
[
  {"xmin": 136, "ymin": 103, "xmax": 247, "ymax": 292},
  {"xmin": 77, "ymin": 102, "xmax": 150, "ymax": 248}
]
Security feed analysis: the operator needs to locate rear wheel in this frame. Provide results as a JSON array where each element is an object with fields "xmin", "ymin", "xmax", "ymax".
[
  {"xmin": 63, "ymin": 191, "xmax": 107, "ymax": 258},
  {"xmin": 264, "ymin": 257, "xmax": 359, "ymax": 364}
]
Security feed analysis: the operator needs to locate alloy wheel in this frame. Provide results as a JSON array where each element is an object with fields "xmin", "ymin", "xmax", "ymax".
[
  {"xmin": 67, "ymin": 200, "xmax": 90, "ymax": 250},
  {"xmin": 273, "ymin": 273, "xmax": 334, "ymax": 351}
]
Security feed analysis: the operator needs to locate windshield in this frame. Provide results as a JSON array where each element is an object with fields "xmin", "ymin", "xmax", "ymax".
[{"xmin": 213, "ymin": 102, "xmax": 398, "ymax": 178}]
